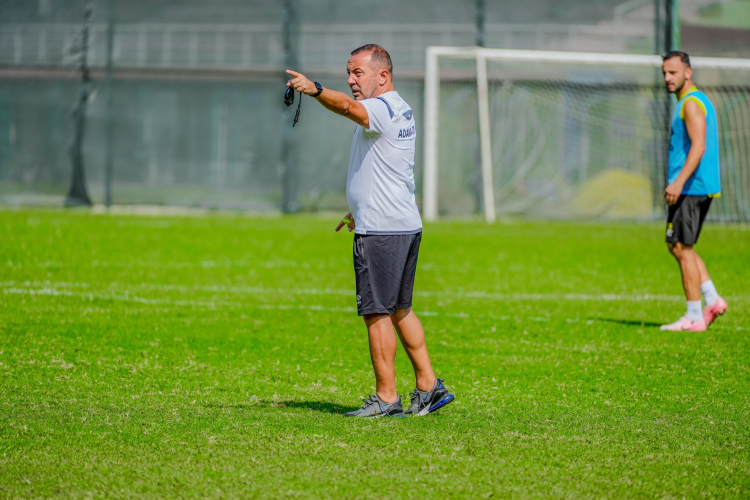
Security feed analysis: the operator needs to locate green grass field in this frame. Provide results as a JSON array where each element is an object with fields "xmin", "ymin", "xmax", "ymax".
[{"xmin": 1, "ymin": 209, "xmax": 749, "ymax": 498}]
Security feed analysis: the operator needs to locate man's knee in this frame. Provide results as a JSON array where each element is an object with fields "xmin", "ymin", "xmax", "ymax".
[
  {"xmin": 363, "ymin": 313, "xmax": 389, "ymax": 328},
  {"xmin": 668, "ymin": 242, "xmax": 693, "ymax": 259},
  {"xmin": 390, "ymin": 308, "xmax": 412, "ymax": 323},
  {"xmin": 667, "ymin": 242, "xmax": 680, "ymax": 259}
]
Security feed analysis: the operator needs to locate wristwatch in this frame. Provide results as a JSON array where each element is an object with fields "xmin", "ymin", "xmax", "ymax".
[{"xmin": 312, "ymin": 82, "xmax": 323, "ymax": 97}]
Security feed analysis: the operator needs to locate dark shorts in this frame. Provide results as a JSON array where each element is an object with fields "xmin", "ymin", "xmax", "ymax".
[
  {"xmin": 666, "ymin": 195, "xmax": 712, "ymax": 246},
  {"xmin": 353, "ymin": 232, "xmax": 422, "ymax": 316}
]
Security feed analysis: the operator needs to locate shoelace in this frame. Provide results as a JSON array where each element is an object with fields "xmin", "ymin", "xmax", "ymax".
[
  {"xmin": 409, "ymin": 388, "xmax": 421, "ymax": 406},
  {"xmin": 359, "ymin": 395, "xmax": 380, "ymax": 409},
  {"xmin": 410, "ymin": 379, "xmax": 445, "ymax": 408}
]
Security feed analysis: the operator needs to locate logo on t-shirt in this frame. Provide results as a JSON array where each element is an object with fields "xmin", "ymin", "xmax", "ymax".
[{"xmin": 397, "ymin": 126, "xmax": 416, "ymax": 140}]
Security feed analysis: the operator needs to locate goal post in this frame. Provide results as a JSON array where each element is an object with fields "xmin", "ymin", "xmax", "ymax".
[
  {"xmin": 475, "ymin": 51, "xmax": 496, "ymax": 224},
  {"xmin": 423, "ymin": 46, "xmax": 750, "ymax": 222}
]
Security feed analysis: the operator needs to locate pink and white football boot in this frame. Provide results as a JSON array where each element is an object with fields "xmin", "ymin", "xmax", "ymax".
[
  {"xmin": 703, "ymin": 297, "xmax": 728, "ymax": 326},
  {"xmin": 660, "ymin": 317, "xmax": 707, "ymax": 332}
]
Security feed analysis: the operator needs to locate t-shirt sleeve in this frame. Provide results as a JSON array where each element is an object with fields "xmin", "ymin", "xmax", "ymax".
[{"xmin": 361, "ymin": 97, "xmax": 394, "ymax": 135}]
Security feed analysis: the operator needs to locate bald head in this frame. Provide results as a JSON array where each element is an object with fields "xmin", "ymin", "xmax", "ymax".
[{"xmin": 351, "ymin": 44, "xmax": 393, "ymax": 75}]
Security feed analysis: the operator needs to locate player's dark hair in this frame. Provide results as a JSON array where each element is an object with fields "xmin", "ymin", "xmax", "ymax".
[
  {"xmin": 662, "ymin": 50, "xmax": 691, "ymax": 67},
  {"xmin": 351, "ymin": 44, "xmax": 393, "ymax": 76}
]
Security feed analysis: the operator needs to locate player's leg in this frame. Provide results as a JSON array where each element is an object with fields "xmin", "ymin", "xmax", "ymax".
[
  {"xmin": 694, "ymin": 253, "xmax": 727, "ymax": 325},
  {"xmin": 695, "ymin": 252, "xmax": 717, "ymax": 303},
  {"xmin": 345, "ymin": 235, "xmax": 405, "ymax": 417},
  {"xmin": 364, "ymin": 313, "xmax": 399, "ymax": 403},
  {"xmin": 692, "ymin": 196, "xmax": 728, "ymax": 325},
  {"xmin": 670, "ymin": 242, "xmax": 702, "ymax": 302},
  {"xmin": 661, "ymin": 242, "xmax": 704, "ymax": 331},
  {"xmin": 393, "ymin": 308, "xmax": 454, "ymax": 416},
  {"xmin": 661, "ymin": 195, "xmax": 706, "ymax": 331},
  {"xmin": 694, "ymin": 252, "xmax": 710, "ymax": 283},
  {"xmin": 392, "ymin": 233, "xmax": 455, "ymax": 416},
  {"xmin": 391, "ymin": 308, "xmax": 435, "ymax": 391},
  {"xmin": 698, "ymin": 276, "xmax": 728, "ymax": 326},
  {"xmin": 391, "ymin": 233, "xmax": 436, "ymax": 390},
  {"xmin": 344, "ymin": 313, "xmax": 404, "ymax": 418}
]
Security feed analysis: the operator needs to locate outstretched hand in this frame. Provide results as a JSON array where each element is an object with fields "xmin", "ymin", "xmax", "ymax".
[
  {"xmin": 286, "ymin": 70, "xmax": 317, "ymax": 96},
  {"xmin": 335, "ymin": 212, "xmax": 355, "ymax": 232}
]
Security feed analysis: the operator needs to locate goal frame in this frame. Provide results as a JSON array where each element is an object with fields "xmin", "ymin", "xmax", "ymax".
[{"xmin": 422, "ymin": 46, "xmax": 750, "ymax": 222}]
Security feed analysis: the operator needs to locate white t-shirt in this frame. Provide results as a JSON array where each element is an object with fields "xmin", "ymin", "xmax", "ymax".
[{"xmin": 346, "ymin": 91, "xmax": 422, "ymax": 235}]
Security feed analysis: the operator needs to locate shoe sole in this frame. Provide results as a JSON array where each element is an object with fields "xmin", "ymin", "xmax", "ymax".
[
  {"xmin": 660, "ymin": 322, "xmax": 708, "ymax": 332},
  {"xmin": 345, "ymin": 411, "xmax": 405, "ymax": 418},
  {"xmin": 417, "ymin": 394, "xmax": 455, "ymax": 416}
]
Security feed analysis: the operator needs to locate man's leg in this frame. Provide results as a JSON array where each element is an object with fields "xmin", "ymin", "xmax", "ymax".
[
  {"xmin": 695, "ymin": 252, "xmax": 720, "ymax": 305},
  {"xmin": 668, "ymin": 242, "xmax": 701, "ymax": 302},
  {"xmin": 694, "ymin": 252, "xmax": 728, "ymax": 324},
  {"xmin": 364, "ymin": 313, "xmax": 398, "ymax": 403},
  {"xmin": 661, "ymin": 242, "xmax": 705, "ymax": 331},
  {"xmin": 694, "ymin": 252, "xmax": 710, "ymax": 283},
  {"xmin": 391, "ymin": 308, "xmax": 435, "ymax": 392},
  {"xmin": 662, "ymin": 196, "xmax": 713, "ymax": 331}
]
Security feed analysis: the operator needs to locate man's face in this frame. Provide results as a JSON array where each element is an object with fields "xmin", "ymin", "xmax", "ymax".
[
  {"xmin": 347, "ymin": 52, "xmax": 380, "ymax": 100},
  {"xmin": 662, "ymin": 57, "xmax": 691, "ymax": 94}
]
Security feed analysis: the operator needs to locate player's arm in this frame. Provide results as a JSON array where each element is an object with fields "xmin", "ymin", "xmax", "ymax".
[
  {"xmin": 664, "ymin": 99, "xmax": 707, "ymax": 205},
  {"xmin": 286, "ymin": 70, "xmax": 369, "ymax": 128}
]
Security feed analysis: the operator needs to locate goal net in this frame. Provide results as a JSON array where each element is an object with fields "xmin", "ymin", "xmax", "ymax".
[{"xmin": 423, "ymin": 47, "xmax": 750, "ymax": 223}]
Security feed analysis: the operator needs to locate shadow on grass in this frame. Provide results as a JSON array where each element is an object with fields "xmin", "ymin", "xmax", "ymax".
[
  {"xmin": 591, "ymin": 317, "xmax": 662, "ymax": 327},
  {"xmin": 203, "ymin": 400, "xmax": 358, "ymax": 414},
  {"xmin": 261, "ymin": 400, "xmax": 358, "ymax": 414}
]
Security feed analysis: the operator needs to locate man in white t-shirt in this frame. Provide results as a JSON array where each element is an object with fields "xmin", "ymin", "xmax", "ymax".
[{"xmin": 286, "ymin": 44, "xmax": 454, "ymax": 418}]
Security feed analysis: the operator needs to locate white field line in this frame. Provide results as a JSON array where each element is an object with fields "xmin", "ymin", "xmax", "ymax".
[
  {"xmin": 7, "ymin": 260, "xmax": 316, "ymax": 269},
  {"xmin": 3, "ymin": 286, "xmax": 746, "ymax": 328},
  {"xmin": 2, "ymin": 280, "xmax": 749, "ymax": 303},
  {"xmin": 2, "ymin": 287, "xmax": 355, "ymax": 314},
  {"xmin": 0, "ymin": 287, "xmax": 470, "ymax": 318},
  {"xmin": 2, "ymin": 287, "xmax": 232, "ymax": 308}
]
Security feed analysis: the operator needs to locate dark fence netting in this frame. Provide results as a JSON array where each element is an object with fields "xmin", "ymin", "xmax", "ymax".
[{"xmin": 1, "ymin": 0, "xmax": 748, "ymax": 220}]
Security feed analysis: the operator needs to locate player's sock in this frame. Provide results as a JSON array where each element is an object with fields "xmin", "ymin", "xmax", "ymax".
[
  {"xmin": 700, "ymin": 280, "xmax": 719, "ymax": 306},
  {"xmin": 686, "ymin": 300, "xmax": 703, "ymax": 323}
]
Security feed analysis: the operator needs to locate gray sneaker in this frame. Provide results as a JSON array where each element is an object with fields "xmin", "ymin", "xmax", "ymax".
[
  {"xmin": 344, "ymin": 394, "xmax": 405, "ymax": 418},
  {"xmin": 405, "ymin": 378, "xmax": 454, "ymax": 416}
]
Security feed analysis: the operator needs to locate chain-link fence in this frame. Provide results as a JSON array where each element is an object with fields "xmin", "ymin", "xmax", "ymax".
[{"xmin": 1, "ymin": 0, "xmax": 748, "ymax": 218}]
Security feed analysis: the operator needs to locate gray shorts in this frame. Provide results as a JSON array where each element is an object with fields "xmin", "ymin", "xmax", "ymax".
[{"xmin": 353, "ymin": 232, "xmax": 422, "ymax": 316}]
